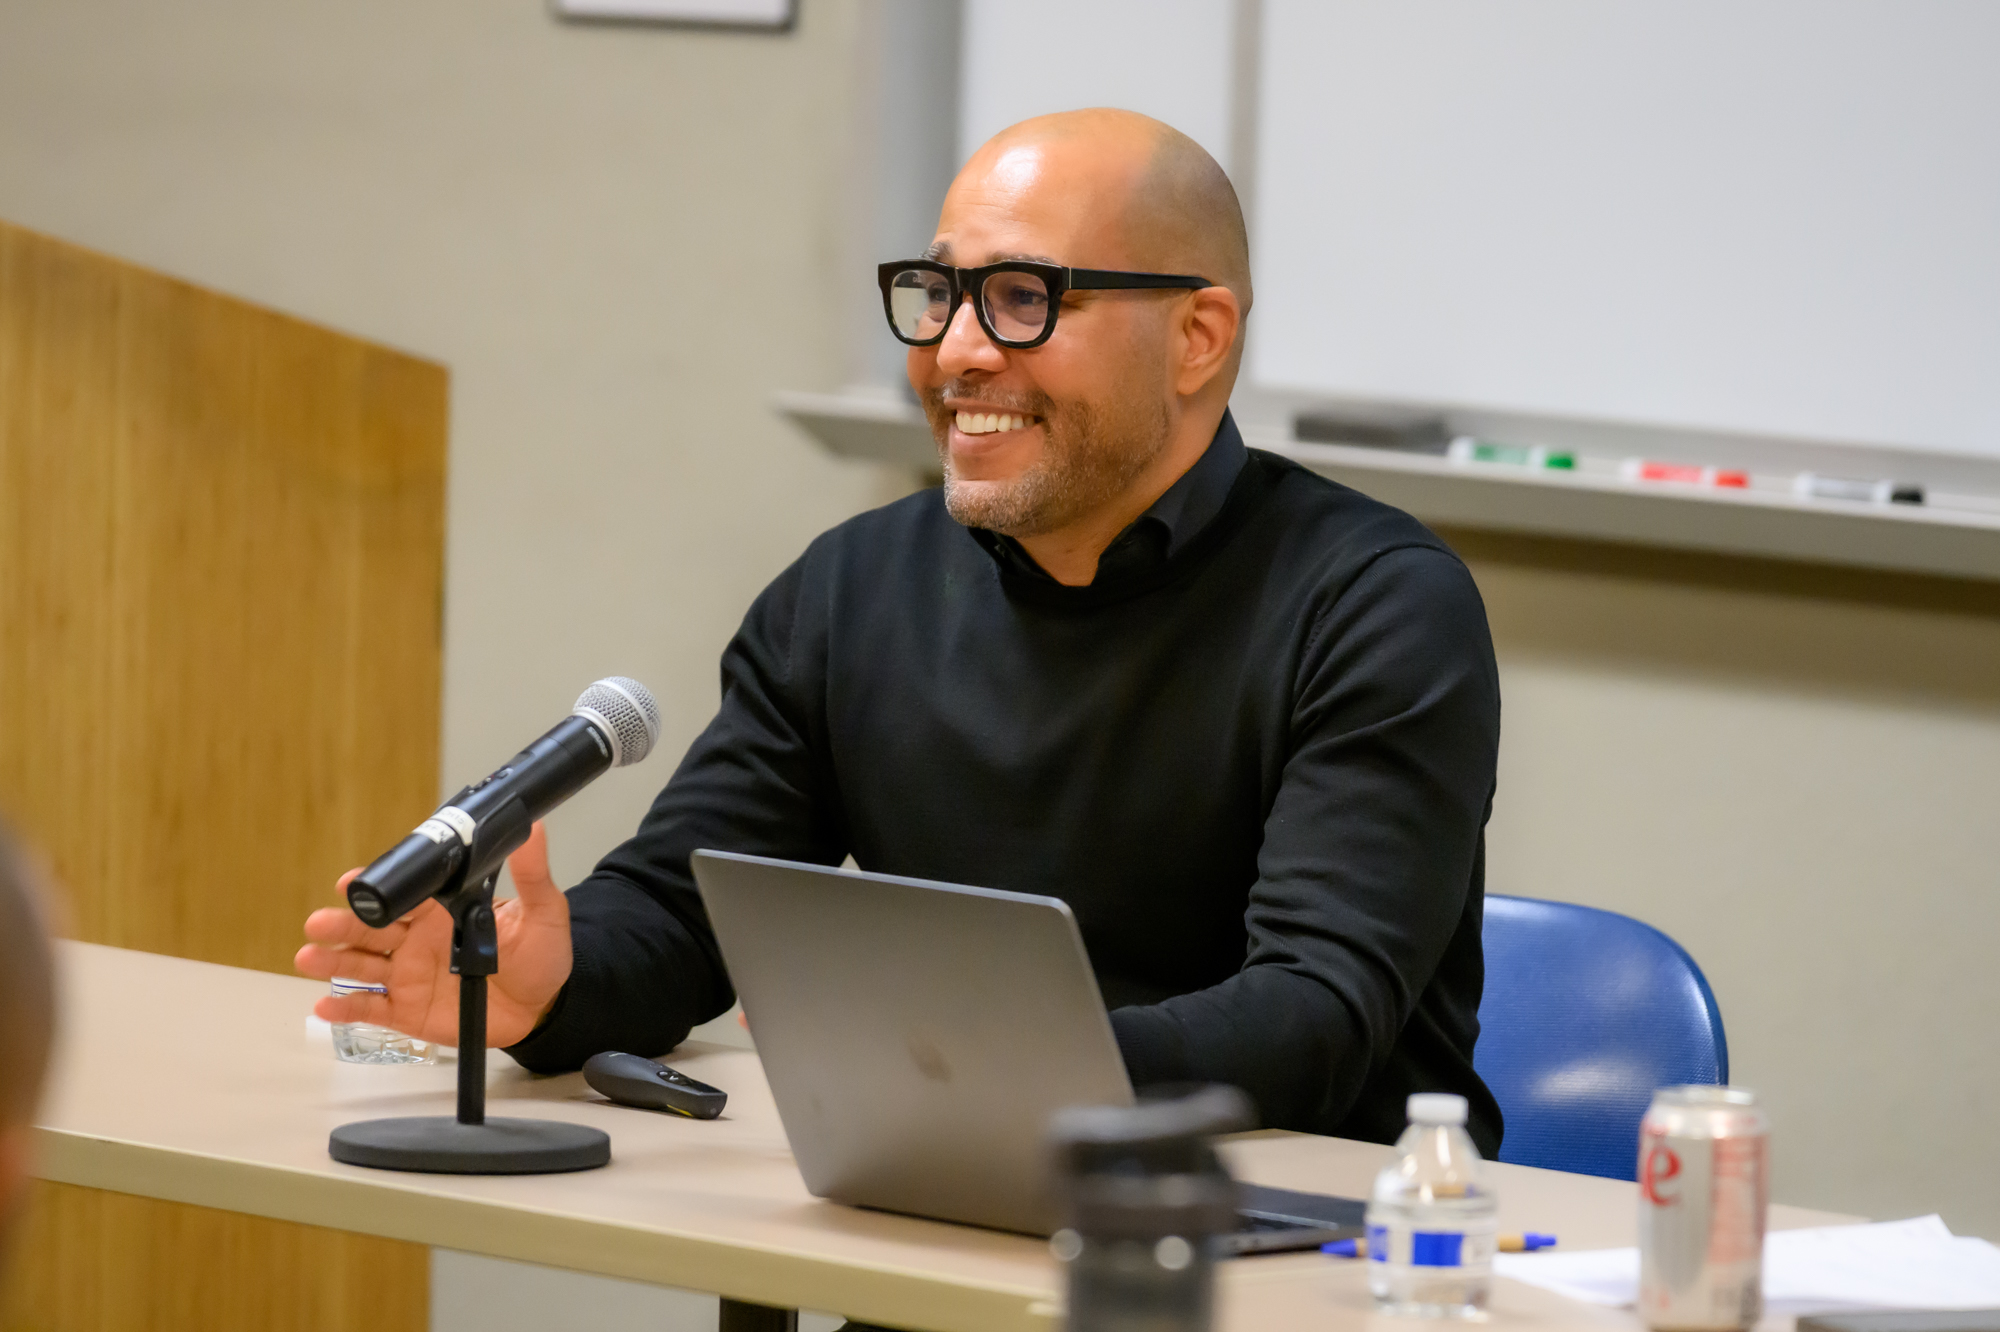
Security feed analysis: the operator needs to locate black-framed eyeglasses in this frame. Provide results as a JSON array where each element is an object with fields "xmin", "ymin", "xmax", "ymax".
[{"xmin": 877, "ymin": 260, "xmax": 1213, "ymax": 350}]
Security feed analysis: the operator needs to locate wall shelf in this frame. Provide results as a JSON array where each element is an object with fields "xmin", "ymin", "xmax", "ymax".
[
  {"xmin": 775, "ymin": 389, "xmax": 2000, "ymax": 584},
  {"xmin": 775, "ymin": 389, "xmax": 936, "ymax": 469}
]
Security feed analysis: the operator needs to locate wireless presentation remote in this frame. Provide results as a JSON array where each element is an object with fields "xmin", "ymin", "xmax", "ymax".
[{"xmin": 582, "ymin": 1051, "xmax": 728, "ymax": 1120}]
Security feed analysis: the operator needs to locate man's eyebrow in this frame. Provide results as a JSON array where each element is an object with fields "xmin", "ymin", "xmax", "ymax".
[{"xmin": 916, "ymin": 243, "xmax": 1063, "ymax": 267}]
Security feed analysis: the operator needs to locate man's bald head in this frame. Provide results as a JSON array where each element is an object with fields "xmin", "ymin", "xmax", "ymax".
[{"xmin": 968, "ymin": 109, "xmax": 1253, "ymax": 320}]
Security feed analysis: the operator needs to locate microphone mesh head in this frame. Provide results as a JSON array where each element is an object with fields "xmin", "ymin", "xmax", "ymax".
[{"xmin": 573, "ymin": 677, "xmax": 662, "ymax": 767}]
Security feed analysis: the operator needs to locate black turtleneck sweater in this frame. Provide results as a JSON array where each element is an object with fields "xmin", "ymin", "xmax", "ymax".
[{"xmin": 510, "ymin": 412, "xmax": 1505, "ymax": 1153}]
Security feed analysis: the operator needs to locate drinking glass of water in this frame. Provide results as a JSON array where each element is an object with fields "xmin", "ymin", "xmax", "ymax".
[{"xmin": 329, "ymin": 977, "xmax": 436, "ymax": 1064}]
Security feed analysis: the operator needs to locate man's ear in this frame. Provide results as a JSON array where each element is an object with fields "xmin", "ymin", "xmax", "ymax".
[{"xmin": 1173, "ymin": 286, "xmax": 1243, "ymax": 398}]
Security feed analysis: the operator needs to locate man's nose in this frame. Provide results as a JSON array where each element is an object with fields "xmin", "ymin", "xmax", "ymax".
[{"xmin": 935, "ymin": 297, "xmax": 1006, "ymax": 376}]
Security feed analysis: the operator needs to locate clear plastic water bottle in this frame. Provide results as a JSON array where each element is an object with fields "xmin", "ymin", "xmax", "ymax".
[
  {"xmin": 329, "ymin": 977, "xmax": 435, "ymax": 1065},
  {"xmin": 1365, "ymin": 1092, "xmax": 1497, "ymax": 1318}
]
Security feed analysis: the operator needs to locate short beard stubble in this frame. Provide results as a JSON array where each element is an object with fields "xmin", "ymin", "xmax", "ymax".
[{"xmin": 921, "ymin": 366, "xmax": 1174, "ymax": 539}]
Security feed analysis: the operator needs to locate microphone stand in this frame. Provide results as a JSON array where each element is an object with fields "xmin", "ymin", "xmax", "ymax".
[{"xmin": 328, "ymin": 871, "xmax": 611, "ymax": 1175}]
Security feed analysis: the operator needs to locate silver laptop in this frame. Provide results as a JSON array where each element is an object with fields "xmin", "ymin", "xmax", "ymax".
[
  {"xmin": 690, "ymin": 849, "xmax": 1367, "ymax": 1247},
  {"xmin": 691, "ymin": 849, "xmax": 1132, "ymax": 1234}
]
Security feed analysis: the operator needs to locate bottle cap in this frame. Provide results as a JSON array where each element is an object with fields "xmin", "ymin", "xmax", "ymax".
[{"xmin": 1407, "ymin": 1092, "xmax": 1468, "ymax": 1125}]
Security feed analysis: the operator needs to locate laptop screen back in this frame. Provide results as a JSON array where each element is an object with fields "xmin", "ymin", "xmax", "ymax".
[{"xmin": 691, "ymin": 850, "xmax": 1135, "ymax": 1235}]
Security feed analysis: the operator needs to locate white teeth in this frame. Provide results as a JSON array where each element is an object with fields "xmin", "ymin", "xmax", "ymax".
[{"xmin": 954, "ymin": 410, "xmax": 1035, "ymax": 435}]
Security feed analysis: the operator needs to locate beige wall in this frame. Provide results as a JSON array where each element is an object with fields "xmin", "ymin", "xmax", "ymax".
[
  {"xmin": 0, "ymin": 0, "xmax": 905, "ymax": 898},
  {"xmin": 2, "ymin": 0, "xmax": 1993, "ymax": 1276}
]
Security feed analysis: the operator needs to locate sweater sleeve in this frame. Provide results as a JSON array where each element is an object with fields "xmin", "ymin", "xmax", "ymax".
[
  {"xmin": 506, "ymin": 552, "xmax": 844, "ymax": 1072},
  {"xmin": 1106, "ymin": 545, "xmax": 1501, "ymax": 1129}
]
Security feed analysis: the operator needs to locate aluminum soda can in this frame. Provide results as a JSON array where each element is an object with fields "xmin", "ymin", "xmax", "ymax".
[{"xmin": 1638, "ymin": 1086, "xmax": 1769, "ymax": 1330}]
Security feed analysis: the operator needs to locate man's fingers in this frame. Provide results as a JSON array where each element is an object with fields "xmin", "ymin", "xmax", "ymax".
[
  {"xmin": 295, "ymin": 944, "xmax": 390, "ymax": 984},
  {"xmin": 314, "ymin": 991, "xmax": 395, "ymax": 1028},
  {"xmin": 302, "ymin": 906, "xmax": 369, "ymax": 945},
  {"xmin": 302, "ymin": 906, "xmax": 408, "ymax": 951},
  {"xmin": 507, "ymin": 822, "xmax": 564, "ymax": 912},
  {"xmin": 404, "ymin": 897, "xmax": 448, "ymax": 930}
]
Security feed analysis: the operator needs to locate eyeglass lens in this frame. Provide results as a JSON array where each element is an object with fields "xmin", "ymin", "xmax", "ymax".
[
  {"xmin": 888, "ymin": 269, "xmax": 950, "ymax": 342},
  {"xmin": 980, "ymin": 270, "xmax": 1052, "ymax": 343},
  {"xmin": 887, "ymin": 267, "xmax": 1055, "ymax": 345}
]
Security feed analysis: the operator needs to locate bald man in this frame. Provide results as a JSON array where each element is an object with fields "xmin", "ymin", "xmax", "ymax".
[{"xmin": 300, "ymin": 111, "xmax": 1504, "ymax": 1153}]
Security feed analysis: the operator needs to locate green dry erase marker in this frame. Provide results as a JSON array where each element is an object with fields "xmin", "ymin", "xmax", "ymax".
[{"xmin": 1448, "ymin": 436, "xmax": 1575, "ymax": 470}]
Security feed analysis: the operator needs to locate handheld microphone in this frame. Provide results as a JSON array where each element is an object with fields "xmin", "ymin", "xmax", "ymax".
[{"xmin": 346, "ymin": 677, "xmax": 661, "ymax": 928}]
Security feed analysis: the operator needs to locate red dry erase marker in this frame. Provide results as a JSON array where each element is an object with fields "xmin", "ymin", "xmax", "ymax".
[{"xmin": 1621, "ymin": 459, "xmax": 1750, "ymax": 489}]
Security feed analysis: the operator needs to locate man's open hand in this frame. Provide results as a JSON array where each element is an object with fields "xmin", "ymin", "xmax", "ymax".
[{"xmin": 294, "ymin": 821, "xmax": 573, "ymax": 1048}]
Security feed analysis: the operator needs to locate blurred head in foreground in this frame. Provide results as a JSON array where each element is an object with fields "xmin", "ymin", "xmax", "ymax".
[{"xmin": 0, "ymin": 821, "xmax": 56, "ymax": 1252}]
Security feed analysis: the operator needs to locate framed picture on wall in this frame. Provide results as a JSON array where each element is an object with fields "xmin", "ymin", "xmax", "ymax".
[{"xmin": 551, "ymin": 0, "xmax": 795, "ymax": 30}]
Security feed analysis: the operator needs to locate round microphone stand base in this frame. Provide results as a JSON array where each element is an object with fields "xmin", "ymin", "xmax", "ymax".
[
  {"xmin": 327, "ymin": 875, "xmax": 610, "ymax": 1177},
  {"xmin": 329, "ymin": 1116, "xmax": 609, "ymax": 1175}
]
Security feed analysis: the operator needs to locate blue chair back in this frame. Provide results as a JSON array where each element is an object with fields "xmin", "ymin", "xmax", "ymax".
[{"xmin": 1475, "ymin": 895, "xmax": 1727, "ymax": 1180}]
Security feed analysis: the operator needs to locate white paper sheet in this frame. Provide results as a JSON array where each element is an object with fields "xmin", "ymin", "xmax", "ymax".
[{"xmin": 1494, "ymin": 1216, "xmax": 2000, "ymax": 1316}]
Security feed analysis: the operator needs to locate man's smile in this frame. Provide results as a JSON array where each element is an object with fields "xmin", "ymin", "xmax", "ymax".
[{"xmin": 953, "ymin": 410, "xmax": 1040, "ymax": 436}]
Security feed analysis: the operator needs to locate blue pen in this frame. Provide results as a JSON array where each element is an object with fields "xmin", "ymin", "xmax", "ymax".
[{"xmin": 1323, "ymin": 1233, "xmax": 1557, "ymax": 1258}]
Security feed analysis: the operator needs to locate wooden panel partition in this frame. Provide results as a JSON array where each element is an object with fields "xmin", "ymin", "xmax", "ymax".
[
  {"xmin": 0, "ymin": 219, "xmax": 442, "ymax": 1330},
  {"xmin": 0, "ymin": 218, "xmax": 445, "ymax": 971},
  {"xmin": 2, "ymin": 1181, "xmax": 429, "ymax": 1332}
]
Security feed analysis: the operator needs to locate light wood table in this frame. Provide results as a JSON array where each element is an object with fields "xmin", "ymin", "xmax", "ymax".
[{"xmin": 36, "ymin": 943, "xmax": 1851, "ymax": 1331}]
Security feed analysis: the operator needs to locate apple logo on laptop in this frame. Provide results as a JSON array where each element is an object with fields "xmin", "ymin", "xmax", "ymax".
[{"xmin": 906, "ymin": 1029, "xmax": 952, "ymax": 1084}]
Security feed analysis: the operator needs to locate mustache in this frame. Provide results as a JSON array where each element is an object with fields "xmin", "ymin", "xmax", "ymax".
[{"xmin": 920, "ymin": 381, "xmax": 1055, "ymax": 418}]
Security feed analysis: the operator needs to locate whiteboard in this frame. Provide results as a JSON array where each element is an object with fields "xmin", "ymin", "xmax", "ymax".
[
  {"xmin": 1251, "ymin": 1, "xmax": 2000, "ymax": 459},
  {"xmin": 958, "ymin": 0, "xmax": 1234, "ymax": 172}
]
